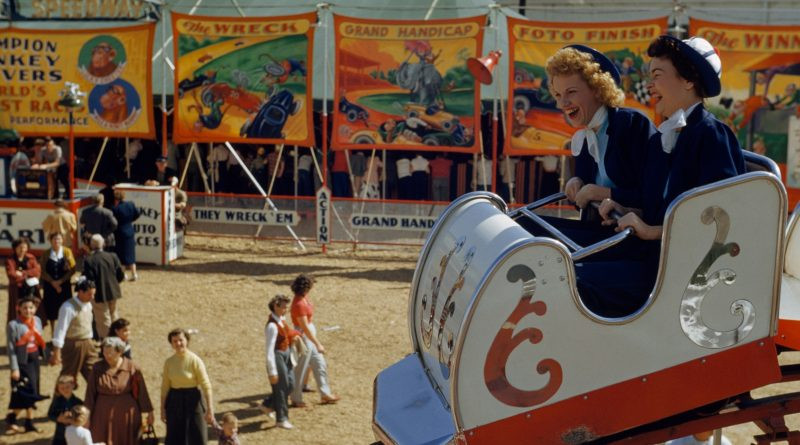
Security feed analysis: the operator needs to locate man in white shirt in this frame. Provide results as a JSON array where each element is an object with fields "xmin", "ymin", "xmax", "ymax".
[{"xmin": 50, "ymin": 278, "xmax": 99, "ymax": 384}]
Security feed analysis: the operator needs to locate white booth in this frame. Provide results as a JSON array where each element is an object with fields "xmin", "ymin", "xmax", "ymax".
[{"xmin": 113, "ymin": 184, "xmax": 183, "ymax": 265}]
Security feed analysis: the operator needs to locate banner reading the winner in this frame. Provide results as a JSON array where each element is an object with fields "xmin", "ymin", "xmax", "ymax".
[
  {"xmin": 690, "ymin": 19, "xmax": 800, "ymax": 196},
  {"xmin": 332, "ymin": 15, "xmax": 484, "ymax": 152},
  {"xmin": 0, "ymin": 24, "xmax": 155, "ymax": 138},
  {"xmin": 506, "ymin": 17, "xmax": 666, "ymax": 155},
  {"xmin": 172, "ymin": 12, "xmax": 315, "ymax": 146}
]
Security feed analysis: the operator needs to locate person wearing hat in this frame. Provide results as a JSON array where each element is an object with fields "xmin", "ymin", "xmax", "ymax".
[
  {"xmin": 548, "ymin": 45, "xmax": 656, "ymax": 211},
  {"xmin": 522, "ymin": 45, "xmax": 656, "ymax": 249},
  {"xmin": 153, "ymin": 155, "xmax": 177, "ymax": 186},
  {"xmin": 576, "ymin": 35, "xmax": 746, "ymax": 318}
]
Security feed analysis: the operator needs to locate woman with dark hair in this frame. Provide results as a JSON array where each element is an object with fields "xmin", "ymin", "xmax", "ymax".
[
  {"xmin": 5, "ymin": 237, "xmax": 41, "ymax": 323},
  {"xmin": 289, "ymin": 274, "xmax": 340, "ymax": 407},
  {"xmin": 161, "ymin": 328, "xmax": 214, "ymax": 445},
  {"xmin": 112, "ymin": 189, "xmax": 141, "ymax": 281},
  {"xmin": 4, "ymin": 296, "xmax": 46, "ymax": 435},
  {"xmin": 579, "ymin": 35, "xmax": 746, "ymax": 318},
  {"xmin": 85, "ymin": 336, "xmax": 154, "ymax": 445},
  {"xmin": 261, "ymin": 294, "xmax": 301, "ymax": 429},
  {"xmin": 39, "ymin": 232, "xmax": 76, "ymax": 334}
]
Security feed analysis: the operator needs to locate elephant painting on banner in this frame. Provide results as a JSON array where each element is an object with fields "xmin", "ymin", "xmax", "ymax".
[{"xmin": 396, "ymin": 40, "xmax": 445, "ymax": 108}]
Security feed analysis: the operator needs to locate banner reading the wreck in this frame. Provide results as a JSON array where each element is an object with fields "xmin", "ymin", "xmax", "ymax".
[
  {"xmin": 0, "ymin": 24, "xmax": 155, "ymax": 137},
  {"xmin": 506, "ymin": 17, "xmax": 666, "ymax": 155},
  {"xmin": 690, "ymin": 19, "xmax": 800, "ymax": 202},
  {"xmin": 172, "ymin": 12, "xmax": 315, "ymax": 146},
  {"xmin": 332, "ymin": 15, "xmax": 484, "ymax": 152}
]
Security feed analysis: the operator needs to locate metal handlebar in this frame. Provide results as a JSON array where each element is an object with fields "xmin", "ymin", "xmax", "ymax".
[
  {"xmin": 571, "ymin": 228, "xmax": 633, "ymax": 262},
  {"xmin": 507, "ymin": 192, "xmax": 567, "ymax": 218},
  {"xmin": 519, "ymin": 208, "xmax": 582, "ymax": 251}
]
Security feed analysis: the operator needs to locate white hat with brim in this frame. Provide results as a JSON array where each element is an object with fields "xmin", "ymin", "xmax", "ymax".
[{"xmin": 659, "ymin": 35, "xmax": 722, "ymax": 98}]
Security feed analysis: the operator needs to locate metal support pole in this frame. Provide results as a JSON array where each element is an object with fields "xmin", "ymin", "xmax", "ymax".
[{"xmin": 68, "ymin": 110, "xmax": 75, "ymax": 199}]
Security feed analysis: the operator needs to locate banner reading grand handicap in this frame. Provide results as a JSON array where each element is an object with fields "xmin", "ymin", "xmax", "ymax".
[
  {"xmin": 690, "ymin": 19, "xmax": 800, "ymax": 202},
  {"xmin": 506, "ymin": 17, "xmax": 667, "ymax": 155},
  {"xmin": 0, "ymin": 24, "xmax": 155, "ymax": 138},
  {"xmin": 172, "ymin": 12, "xmax": 315, "ymax": 146},
  {"xmin": 332, "ymin": 15, "xmax": 484, "ymax": 152}
]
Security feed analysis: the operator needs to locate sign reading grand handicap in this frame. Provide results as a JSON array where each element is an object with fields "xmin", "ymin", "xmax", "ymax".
[
  {"xmin": 0, "ymin": 24, "xmax": 155, "ymax": 138},
  {"xmin": 350, "ymin": 213, "xmax": 437, "ymax": 230},
  {"xmin": 191, "ymin": 206, "xmax": 299, "ymax": 226},
  {"xmin": 172, "ymin": 12, "xmax": 315, "ymax": 147},
  {"xmin": 332, "ymin": 14, "xmax": 484, "ymax": 153}
]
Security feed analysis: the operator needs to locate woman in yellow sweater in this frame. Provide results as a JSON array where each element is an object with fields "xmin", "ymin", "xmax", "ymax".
[{"xmin": 161, "ymin": 328, "xmax": 214, "ymax": 445}]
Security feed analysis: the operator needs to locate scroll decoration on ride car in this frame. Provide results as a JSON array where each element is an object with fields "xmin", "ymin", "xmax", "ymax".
[
  {"xmin": 483, "ymin": 264, "xmax": 563, "ymax": 407},
  {"xmin": 421, "ymin": 235, "xmax": 466, "ymax": 349},
  {"xmin": 680, "ymin": 206, "xmax": 755, "ymax": 349},
  {"xmin": 436, "ymin": 245, "xmax": 476, "ymax": 378}
]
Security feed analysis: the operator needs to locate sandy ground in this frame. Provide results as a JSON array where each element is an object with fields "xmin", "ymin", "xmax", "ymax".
[{"xmin": 0, "ymin": 235, "xmax": 799, "ymax": 445}]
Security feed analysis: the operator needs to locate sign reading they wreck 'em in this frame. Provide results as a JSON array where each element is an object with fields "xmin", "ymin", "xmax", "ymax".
[{"xmin": 191, "ymin": 206, "xmax": 299, "ymax": 226}]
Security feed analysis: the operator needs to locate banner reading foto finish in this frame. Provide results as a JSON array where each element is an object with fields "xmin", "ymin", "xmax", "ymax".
[
  {"xmin": 505, "ymin": 17, "xmax": 666, "ymax": 155},
  {"xmin": 690, "ymin": 19, "xmax": 800, "ymax": 207},
  {"xmin": 172, "ymin": 12, "xmax": 315, "ymax": 147},
  {"xmin": 332, "ymin": 15, "xmax": 484, "ymax": 153},
  {"xmin": 1, "ymin": 24, "xmax": 155, "ymax": 138}
]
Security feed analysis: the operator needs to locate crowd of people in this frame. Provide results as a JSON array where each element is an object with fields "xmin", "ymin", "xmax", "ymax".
[{"xmin": 4, "ymin": 200, "xmax": 340, "ymax": 443}]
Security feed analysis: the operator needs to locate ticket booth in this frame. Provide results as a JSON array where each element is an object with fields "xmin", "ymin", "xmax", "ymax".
[
  {"xmin": 0, "ymin": 196, "xmax": 93, "ymax": 255},
  {"xmin": 112, "ymin": 183, "xmax": 183, "ymax": 265}
]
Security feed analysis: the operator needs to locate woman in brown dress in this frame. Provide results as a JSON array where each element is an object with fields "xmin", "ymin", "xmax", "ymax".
[
  {"xmin": 85, "ymin": 336, "xmax": 154, "ymax": 444},
  {"xmin": 5, "ymin": 237, "xmax": 41, "ymax": 324}
]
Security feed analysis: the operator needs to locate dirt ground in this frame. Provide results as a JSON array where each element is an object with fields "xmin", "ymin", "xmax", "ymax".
[{"xmin": 1, "ymin": 235, "xmax": 799, "ymax": 445}]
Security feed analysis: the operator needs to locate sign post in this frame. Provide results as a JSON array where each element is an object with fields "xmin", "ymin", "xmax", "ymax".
[{"xmin": 316, "ymin": 186, "xmax": 331, "ymax": 251}]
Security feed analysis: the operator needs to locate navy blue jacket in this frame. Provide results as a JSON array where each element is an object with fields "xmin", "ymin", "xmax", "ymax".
[
  {"xmin": 112, "ymin": 200, "xmax": 141, "ymax": 238},
  {"xmin": 574, "ymin": 107, "xmax": 656, "ymax": 207},
  {"xmin": 641, "ymin": 105, "xmax": 746, "ymax": 227}
]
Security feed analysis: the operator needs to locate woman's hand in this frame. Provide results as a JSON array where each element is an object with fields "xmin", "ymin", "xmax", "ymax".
[
  {"xmin": 598, "ymin": 198, "xmax": 624, "ymax": 224},
  {"xmin": 316, "ymin": 342, "xmax": 325, "ymax": 354},
  {"xmin": 160, "ymin": 411, "xmax": 167, "ymax": 424},
  {"xmin": 564, "ymin": 177, "xmax": 584, "ymax": 203},
  {"xmin": 269, "ymin": 374, "xmax": 279, "ymax": 385},
  {"xmin": 615, "ymin": 213, "xmax": 662, "ymax": 240},
  {"xmin": 53, "ymin": 282, "xmax": 62, "ymax": 293},
  {"xmin": 204, "ymin": 411, "xmax": 215, "ymax": 425},
  {"xmin": 146, "ymin": 411, "xmax": 154, "ymax": 426},
  {"xmin": 574, "ymin": 184, "xmax": 610, "ymax": 209},
  {"xmin": 11, "ymin": 370, "xmax": 20, "ymax": 381}
]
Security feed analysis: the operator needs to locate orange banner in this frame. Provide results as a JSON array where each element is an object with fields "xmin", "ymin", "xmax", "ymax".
[
  {"xmin": 331, "ymin": 15, "xmax": 485, "ymax": 152},
  {"xmin": 690, "ymin": 19, "xmax": 800, "ymax": 204},
  {"xmin": 505, "ymin": 17, "xmax": 667, "ymax": 156},
  {"xmin": 172, "ymin": 12, "xmax": 315, "ymax": 146}
]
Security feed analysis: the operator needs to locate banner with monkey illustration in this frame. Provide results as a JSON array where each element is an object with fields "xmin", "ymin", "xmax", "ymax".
[
  {"xmin": 332, "ymin": 14, "xmax": 484, "ymax": 153},
  {"xmin": 506, "ymin": 17, "xmax": 667, "ymax": 155},
  {"xmin": 172, "ymin": 12, "xmax": 315, "ymax": 146},
  {"xmin": 0, "ymin": 23, "xmax": 155, "ymax": 137},
  {"xmin": 690, "ymin": 18, "xmax": 800, "ymax": 204}
]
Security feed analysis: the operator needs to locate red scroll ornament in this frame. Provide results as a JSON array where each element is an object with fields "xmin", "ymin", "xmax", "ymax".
[{"xmin": 483, "ymin": 264, "xmax": 563, "ymax": 407}]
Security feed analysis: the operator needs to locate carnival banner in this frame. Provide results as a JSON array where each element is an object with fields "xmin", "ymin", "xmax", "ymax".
[
  {"xmin": 0, "ymin": 23, "xmax": 155, "ymax": 137},
  {"xmin": 506, "ymin": 17, "xmax": 667, "ymax": 155},
  {"xmin": 690, "ymin": 19, "xmax": 800, "ymax": 202},
  {"xmin": 332, "ymin": 15, "xmax": 484, "ymax": 152},
  {"xmin": 172, "ymin": 12, "xmax": 315, "ymax": 146}
]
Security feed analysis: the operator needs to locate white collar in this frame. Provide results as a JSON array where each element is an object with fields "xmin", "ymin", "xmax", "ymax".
[
  {"xmin": 49, "ymin": 247, "xmax": 64, "ymax": 262},
  {"xmin": 658, "ymin": 102, "xmax": 702, "ymax": 153},
  {"xmin": 570, "ymin": 106, "xmax": 608, "ymax": 163}
]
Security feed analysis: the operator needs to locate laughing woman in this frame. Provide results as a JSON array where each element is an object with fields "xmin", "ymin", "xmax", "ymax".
[
  {"xmin": 579, "ymin": 35, "xmax": 746, "ymax": 318},
  {"xmin": 547, "ymin": 45, "xmax": 656, "ymax": 213}
]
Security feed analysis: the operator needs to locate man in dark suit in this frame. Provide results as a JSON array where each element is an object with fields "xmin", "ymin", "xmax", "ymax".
[
  {"xmin": 82, "ymin": 234, "xmax": 125, "ymax": 339},
  {"xmin": 79, "ymin": 193, "xmax": 117, "ymax": 249},
  {"xmin": 153, "ymin": 155, "xmax": 178, "ymax": 186}
]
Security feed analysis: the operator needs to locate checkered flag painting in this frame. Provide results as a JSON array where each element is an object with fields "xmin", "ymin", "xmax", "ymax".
[{"xmin": 633, "ymin": 79, "xmax": 651, "ymax": 105}]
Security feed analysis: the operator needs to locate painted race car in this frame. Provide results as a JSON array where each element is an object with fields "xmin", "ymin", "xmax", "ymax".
[
  {"xmin": 373, "ymin": 152, "xmax": 800, "ymax": 444},
  {"xmin": 202, "ymin": 83, "xmax": 263, "ymax": 114},
  {"xmin": 340, "ymin": 96, "xmax": 370, "ymax": 124},
  {"xmin": 240, "ymin": 90, "xmax": 301, "ymax": 140}
]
